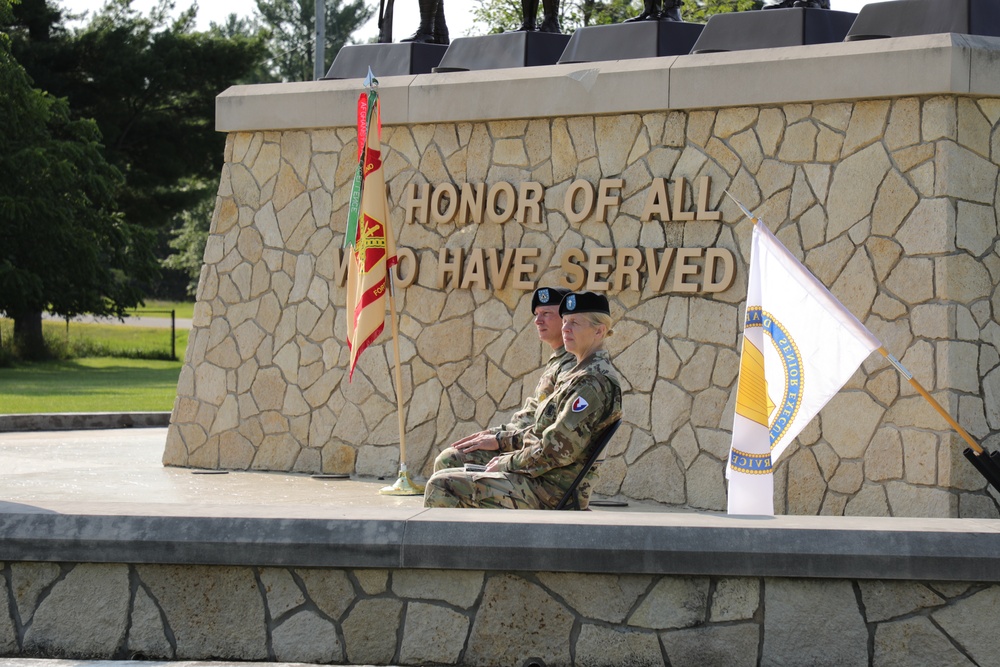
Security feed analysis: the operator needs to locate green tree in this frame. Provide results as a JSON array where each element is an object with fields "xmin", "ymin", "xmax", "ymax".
[
  {"xmin": 684, "ymin": 0, "xmax": 761, "ymax": 24},
  {"xmin": 255, "ymin": 0, "xmax": 373, "ymax": 82},
  {"xmin": 472, "ymin": 0, "xmax": 759, "ymax": 32},
  {"xmin": 162, "ymin": 190, "xmax": 213, "ymax": 296},
  {"xmin": 472, "ymin": 0, "xmax": 640, "ymax": 33},
  {"xmin": 6, "ymin": 1, "xmax": 267, "ymax": 279},
  {"xmin": 0, "ymin": 5, "xmax": 157, "ymax": 358}
]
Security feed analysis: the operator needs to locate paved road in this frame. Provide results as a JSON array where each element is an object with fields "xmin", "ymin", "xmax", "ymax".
[{"xmin": 42, "ymin": 312, "xmax": 193, "ymax": 330}]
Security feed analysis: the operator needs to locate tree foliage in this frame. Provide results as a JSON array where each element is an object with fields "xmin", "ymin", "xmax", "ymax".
[
  {"xmin": 7, "ymin": 0, "xmax": 269, "ymax": 233},
  {"xmin": 254, "ymin": 0, "xmax": 373, "ymax": 82},
  {"xmin": 472, "ymin": 0, "xmax": 759, "ymax": 32},
  {"xmin": 0, "ymin": 8, "xmax": 157, "ymax": 357}
]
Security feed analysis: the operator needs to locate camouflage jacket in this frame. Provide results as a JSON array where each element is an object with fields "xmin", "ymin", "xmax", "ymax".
[
  {"xmin": 492, "ymin": 346, "xmax": 577, "ymax": 451},
  {"xmin": 494, "ymin": 349, "xmax": 622, "ymax": 503}
]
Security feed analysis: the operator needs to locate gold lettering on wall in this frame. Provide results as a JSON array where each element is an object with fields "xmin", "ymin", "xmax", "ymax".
[
  {"xmin": 486, "ymin": 182, "xmax": 516, "ymax": 224},
  {"xmin": 333, "ymin": 246, "xmax": 735, "ymax": 292},
  {"xmin": 641, "ymin": 178, "xmax": 671, "ymax": 222},
  {"xmin": 645, "ymin": 248, "xmax": 675, "ymax": 292},
  {"xmin": 561, "ymin": 248, "xmax": 586, "ymax": 290},
  {"xmin": 613, "ymin": 248, "xmax": 643, "ymax": 291},
  {"xmin": 431, "ymin": 183, "xmax": 458, "ymax": 224},
  {"xmin": 392, "ymin": 247, "xmax": 418, "ymax": 288},
  {"xmin": 458, "ymin": 183, "xmax": 486, "ymax": 224},
  {"xmin": 405, "ymin": 177, "xmax": 722, "ymax": 224},
  {"xmin": 697, "ymin": 176, "xmax": 722, "ymax": 221},
  {"xmin": 672, "ymin": 178, "xmax": 695, "ymax": 222},
  {"xmin": 595, "ymin": 179, "xmax": 624, "ymax": 223},
  {"xmin": 461, "ymin": 248, "xmax": 487, "ymax": 289},
  {"xmin": 704, "ymin": 248, "xmax": 736, "ymax": 292},
  {"xmin": 406, "ymin": 182, "xmax": 431, "ymax": 224},
  {"xmin": 564, "ymin": 180, "xmax": 595, "ymax": 224},
  {"xmin": 672, "ymin": 248, "xmax": 702, "ymax": 292},
  {"xmin": 437, "ymin": 248, "xmax": 463, "ymax": 288},
  {"xmin": 512, "ymin": 248, "xmax": 540, "ymax": 290},
  {"xmin": 516, "ymin": 182, "xmax": 544, "ymax": 224},
  {"xmin": 486, "ymin": 249, "xmax": 514, "ymax": 288},
  {"xmin": 585, "ymin": 247, "xmax": 615, "ymax": 291}
]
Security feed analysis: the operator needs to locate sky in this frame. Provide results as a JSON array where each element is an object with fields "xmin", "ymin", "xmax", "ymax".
[{"xmin": 59, "ymin": 0, "xmax": 887, "ymax": 42}]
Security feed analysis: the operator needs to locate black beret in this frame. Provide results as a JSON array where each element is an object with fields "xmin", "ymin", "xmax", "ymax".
[
  {"xmin": 559, "ymin": 291, "xmax": 610, "ymax": 317},
  {"xmin": 531, "ymin": 287, "xmax": 571, "ymax": 314}
]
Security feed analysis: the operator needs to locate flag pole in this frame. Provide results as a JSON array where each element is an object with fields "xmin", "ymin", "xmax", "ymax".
[
  {"xmin": 724, "ymin": 190, "xmax": 1000, "ymax": 490},
  {"xmin": 876, "ymin": 347, "xmax": 983, "ymax": 454},
  {"xmin": 379, "ymin": 268, "xmax": 424, "ymax": 495},
  {"xmin": 876, "ymin": 347, "xmax": 1000, "ymax": 491}
]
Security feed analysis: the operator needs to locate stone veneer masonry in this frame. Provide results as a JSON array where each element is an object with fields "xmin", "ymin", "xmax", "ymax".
[
  {"xmin": 3, "ymin": 561, "xmax": 997, "ymax": 666},
  {"xmin": 165, "ymin": 34, "xmax": 1000, "ymax": 518},
  {"xmin": 2, "ymin": 509, "xmax": 1000, "ymax": 665}
]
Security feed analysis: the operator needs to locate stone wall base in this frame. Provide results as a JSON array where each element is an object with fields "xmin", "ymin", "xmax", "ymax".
[{"xmin": 0, "ymin": 560, "xmax": 994, "ymax": 666}]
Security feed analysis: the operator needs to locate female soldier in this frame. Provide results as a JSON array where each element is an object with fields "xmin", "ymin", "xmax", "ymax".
[{"xmin": 423, "ymin": 291, "xmax": 622, "ymax": 510}]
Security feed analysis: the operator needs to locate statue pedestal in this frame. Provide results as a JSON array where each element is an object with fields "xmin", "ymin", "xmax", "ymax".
[
  {"xmin": 691, "ymin": 8, "xmax": 857, "ymax": 53},
  {"xmin": 324, "ymin": 43, "xmax": 448, "ymax": 80},
  {"xmin": 847, "ymin": 0, "xmax": 1000, "ymax": 40},
  {"xmin": 433, "ymin": 32, "xmax": 571, "ymax": 72},
  {"xmin": 559, "ymin": 20, "xmax": 705, "ymax": 63}
]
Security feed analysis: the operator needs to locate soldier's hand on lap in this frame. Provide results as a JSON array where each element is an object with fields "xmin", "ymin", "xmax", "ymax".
[{"xmin": 455, "ymin": 432, "xmax": 500, "ymax": 453}]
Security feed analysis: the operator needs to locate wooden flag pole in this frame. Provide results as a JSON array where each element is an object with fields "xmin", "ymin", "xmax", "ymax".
[
  {"xmin": 877, "ymin": 347, "xmax": 983, "ymax": 454},
  {"xmin": 379, "ymin": 269, "xmax": 424, "ymax": 495}
]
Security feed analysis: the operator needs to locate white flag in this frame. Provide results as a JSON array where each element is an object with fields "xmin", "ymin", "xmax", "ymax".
[{"xmin": 727, "ymin": 222, "xmax": 881, "ymax": 515}]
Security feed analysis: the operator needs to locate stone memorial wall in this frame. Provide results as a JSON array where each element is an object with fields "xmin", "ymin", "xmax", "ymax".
[
  {"xmin": 164, "ymin": 35, "xmax": 1000, "ymax": 518},
  {"xmin": 3, "ymin": 560, "xmax": 995, "ymax": 665}
]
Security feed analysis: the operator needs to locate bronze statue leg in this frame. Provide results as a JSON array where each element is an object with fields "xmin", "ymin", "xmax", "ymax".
[
  {"xmin": 433, "ymin": 0, "xmax": 449, "ymax": 44},
  {"xmin": 518, "ymin": 0, "xmax": 539, "ymax": 31},
  {"xmin": 624, "ymin": 0, "xmax": 662, "ymax": 22},
  {"xmin": 401, "ymin": 0, "xmax": 446, "ymax": 44},
  {"xmin": 538, "ymin": 0, "xmax": 560, "ymax": 32},
  {"xmin": 661, "ymin": 0, "xmax": 682, "ymax": 21}
]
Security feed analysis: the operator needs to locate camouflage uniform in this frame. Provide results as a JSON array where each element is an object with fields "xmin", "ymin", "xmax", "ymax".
[
  {"xmin": 424, "ymin": 349, "xmax": 622, "ymax": 509},
  {"xmin": 433, "ymin": 346, "xmax": 577, "ymax": 471}
]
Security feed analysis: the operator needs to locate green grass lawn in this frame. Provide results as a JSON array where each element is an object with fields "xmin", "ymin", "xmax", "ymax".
[
  {"xmin": 0, "ymin": 310, "xmax": 192, "ymax": 414},
  {"xmin": 0, "ymin": 357, "xmax": 183, "ymax": 414}
]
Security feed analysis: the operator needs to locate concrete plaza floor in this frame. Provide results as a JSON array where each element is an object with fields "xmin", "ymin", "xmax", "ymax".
[
  {"xmin": 0, "ymin": 427, "xmax": 424, "ymax": 512},
  {"xmin": 0, "ymin": 661, "xmax": 350, "ymax": 667},
  {"xmin": 0, "ymin": 426, "xmax": 667, "ymax": 515},
  {"xmin": 0, "ymin": 425, "xmax": 662, "ymax": 667}
]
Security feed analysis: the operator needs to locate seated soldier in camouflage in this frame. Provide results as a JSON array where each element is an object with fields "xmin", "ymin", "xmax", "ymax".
[
  {"xmin": 432, "ymin": 286, "xmax": 576, "ymax": 472},
  {"xmin": 423, "ymin": 291, "xmax": 623, "ymax": 510}
]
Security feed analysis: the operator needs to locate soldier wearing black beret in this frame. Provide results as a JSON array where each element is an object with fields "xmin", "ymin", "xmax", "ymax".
[
  {"xmin": 425, "ymin": 290, "xmax": 622, "ymax": 510},
  {"xmin": 433, "ymin": 286, "xmax": 577, "ymax": 472}
]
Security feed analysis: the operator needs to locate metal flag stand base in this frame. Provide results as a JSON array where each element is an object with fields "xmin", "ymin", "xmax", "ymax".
[{"xmin": 379, "ymin": 465, "xmax": 424, "ymax": 495}]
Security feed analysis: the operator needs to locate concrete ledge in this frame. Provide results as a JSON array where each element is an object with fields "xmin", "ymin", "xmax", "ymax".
[
  {"xmin": 217, "ymin": 33, "xmax": 1000, "ymax": 132},
  {"xmin": 2, "ymin": 502, "xmax": 999, "ymax": 581},
  {"xmin": 0, "ymin": 412, "xmax": 171, "ymax": 432}
]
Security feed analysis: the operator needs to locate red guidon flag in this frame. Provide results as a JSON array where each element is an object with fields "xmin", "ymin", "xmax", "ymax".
[{"xmin": 346, "ymin": 95, "xmax": 396, "ymax": 380}]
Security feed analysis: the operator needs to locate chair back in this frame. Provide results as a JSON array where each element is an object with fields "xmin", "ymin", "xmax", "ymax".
[{"xmin": 555, "ymin": 418, "xmax": 622, "ymax": 510}]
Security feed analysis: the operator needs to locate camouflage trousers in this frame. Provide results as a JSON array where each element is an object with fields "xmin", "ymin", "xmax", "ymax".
[
  {"xmin": 423, "ymin": 468, "xmax": 549, "ymax": 509},
  {"xmin": 433, "ymin": 447, "xmax": 496, "ymax": 472}
]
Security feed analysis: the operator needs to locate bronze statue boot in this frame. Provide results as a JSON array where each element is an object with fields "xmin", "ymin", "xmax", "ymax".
[
  {"xmin": 625, "ymin": 0, "xmax": 661, "ymax": 22},
  {"xmin": 402, "ymin": 0, "xmax": 449, "ymax": 44},
  {"xmin": 433, "ymin": 0, "xmax": 449, "ymax": 44},
  {"xmin": 538, "ymin": 0, "xmax": 561, "ymax": 32},
  {"xmin": 661, "ymin": 0, "xmax": 682, "ymax": 21},
  {"xmin": 518, "ymin": 0, "xmax": 538, "ymax": 31},
  {"xmin": 764, "ymin": 0, "xmax": 829, "ymax": 8}
]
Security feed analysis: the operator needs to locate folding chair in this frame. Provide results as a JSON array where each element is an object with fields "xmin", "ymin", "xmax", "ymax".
[{"xmin": 555, "ymin": 419, "xmax": 622, "ymax": 510}]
